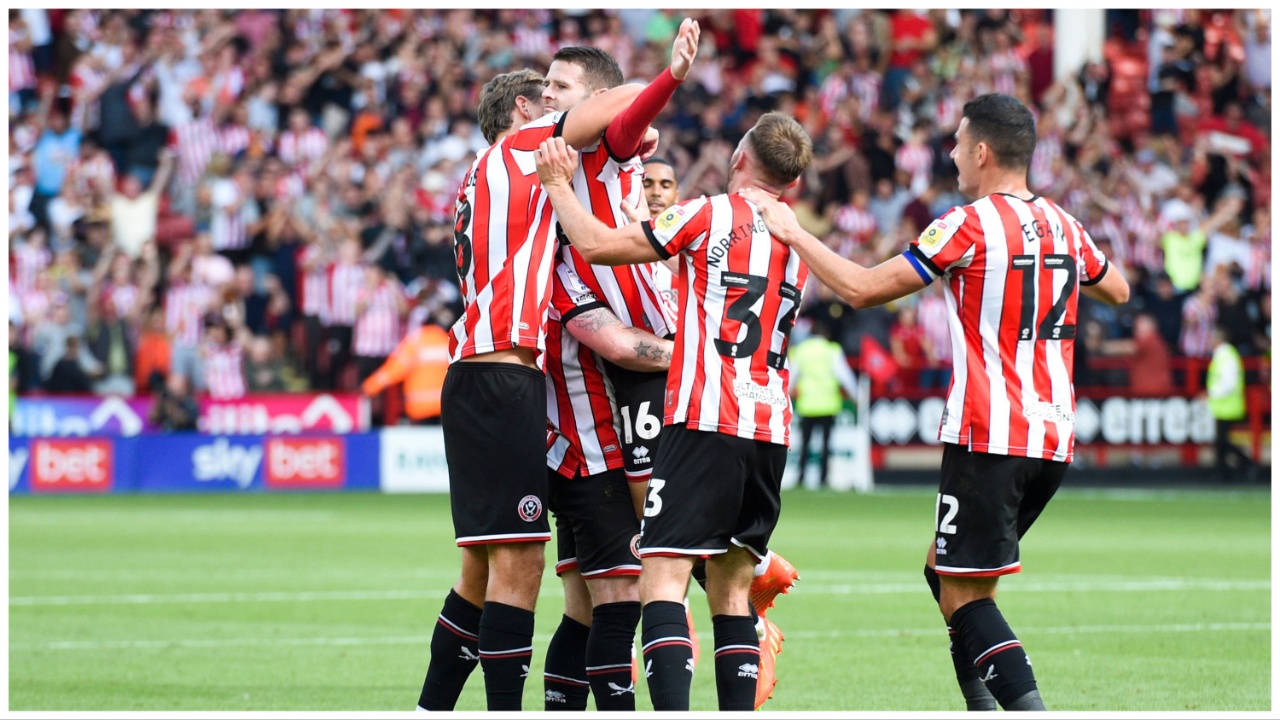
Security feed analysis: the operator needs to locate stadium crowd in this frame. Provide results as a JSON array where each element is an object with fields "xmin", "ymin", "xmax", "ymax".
[{"xmin": 7, "ymin": 8, "xmax": 1271, "ymax": 410}]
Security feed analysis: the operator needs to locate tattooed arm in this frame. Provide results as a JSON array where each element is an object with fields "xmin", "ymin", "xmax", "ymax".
[{"xmin": 565, "ymin": 306, "xmax": 673, "ymax": 373}]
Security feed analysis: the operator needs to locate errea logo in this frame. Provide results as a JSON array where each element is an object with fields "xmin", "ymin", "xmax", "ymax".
[
  {"xmin": 935, "ymin": 537, "xmax": 948, "ymax": 556},
  {"xmin": 738, "ymin": 663, "xmax": 758, "ymax": 679},
  {"xmin": 632, "ymin": 446, "xmax": 650, "ymax": 463}
]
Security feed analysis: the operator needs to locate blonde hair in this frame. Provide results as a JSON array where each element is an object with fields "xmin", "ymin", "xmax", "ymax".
[
  {"xmin": 746, "ymin": 112, "xmax": 813, "ymax": 187},
  {"xmin": 477, "ymin": 69, "xmax": 545, "ymax": 144}
]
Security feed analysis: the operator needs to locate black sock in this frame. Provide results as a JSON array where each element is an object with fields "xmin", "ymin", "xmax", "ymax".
[
  {"xmin": 924, "ymin": 566, "xmax": 996, "ymax": 711},
  {"xmin": 711, "ymin": 614, "xmax": 759, "ymax": 711},
  {"xmin": 417, "ymin": 590, "xmax": 482, "ymax": 710},
  {"xmin": 641, "ymin": 600, "xmax": 694, "ymax": 711},
  {"xmin": 478, "ymin": 601, "xmax": 536, "ymax": 711},
  {"xmin": 950, "ymin": 598, "xmax": 1043, "ymax": 710},
  {"xmin": 543, "ymin": 615, "xmax": 591, "ymax": 711},
  {"xmin": 587, "ymin": 601, "xmax": 642, "ymax": 711}
]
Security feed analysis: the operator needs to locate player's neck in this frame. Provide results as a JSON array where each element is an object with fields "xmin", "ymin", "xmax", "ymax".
[
  {"xmin": 977, "ymin": 172, "xmax": 1033, "ymax": 202},
  {"xmin": 730, "ymin": 176, "xmax": 782, "ymax": 198}
]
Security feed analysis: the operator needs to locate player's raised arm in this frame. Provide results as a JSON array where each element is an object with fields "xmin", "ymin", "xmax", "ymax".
[
  {"xmin": 537, "ymin": 137, "xmax": 660, "ymax": 265},
  {"xmin": 740, "ymin": 187, "xmax": 926, "ymax": 309},
  {"xmin": 602, "ymin": 18, "xmax": 699, "ymax": 159}
]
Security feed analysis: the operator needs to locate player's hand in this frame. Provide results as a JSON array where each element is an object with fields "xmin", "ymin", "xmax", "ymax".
[
  {"xmin": 620, "ymin": 197, "xmax": 650, "ymax": 223},
  {"xmin": 738, "ymin": 187, "xmax": 802, "ymax": 245},
  {"xmin": 670, "ymin": 18, "xmax": 700, "ymax": 81},
  {"xmin": 535, "ymin": 137, "xmax": 579, "ymax": 188},
  {"xmin": 638, "ymin": 126, "xmax": 660, "ymax": 161}
]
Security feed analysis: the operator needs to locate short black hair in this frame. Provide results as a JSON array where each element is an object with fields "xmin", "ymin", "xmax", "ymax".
[
  {"xmin": 551, "ymin": 45, "xmax": 624, "ymax": 91},
  {"xmin": 961, "ymin": 93, "xmax": 1037, "ymax": 172},
  {"xmin": 643, "ymin": 156, "xmax": 673, "ymax": 169}
]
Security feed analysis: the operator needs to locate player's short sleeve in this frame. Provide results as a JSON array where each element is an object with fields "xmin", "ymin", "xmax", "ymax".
[
  {"xmin": 904, "ymin": 206, "xmax": 976, "ymax": 284},
  {"xmin": 640, "ymin": 196, "xmax": 713, "ymax": 260},
  {"xmin": 507, "ymin": 111, "xmax": 567, "ymax": 152},
  {"xmin": 553, "ymin": 260, "xmax": 608, "ymax": 324},
  {"xmin": 1075, "ymin": 222, "xmax": 1110, "ymax": 286}
]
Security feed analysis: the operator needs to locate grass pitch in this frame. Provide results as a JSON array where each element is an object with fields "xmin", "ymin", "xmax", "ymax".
[{"xmin": 8, "ymin": 486, "xmax": 1270, "ymax": 711}]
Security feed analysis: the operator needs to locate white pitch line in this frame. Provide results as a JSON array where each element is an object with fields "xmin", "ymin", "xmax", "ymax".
[
  {"xmin": 9, "ymin": 622, "xmax": 1269, "ymax": 652},
  {"xmin": 9, "ymin": 578, "xmax": 1269, "ymax": 607}
]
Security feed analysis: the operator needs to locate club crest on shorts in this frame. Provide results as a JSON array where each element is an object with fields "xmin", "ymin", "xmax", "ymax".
[
  {"xmin": 630, "ymin": 533, "xmax": 642, "ymax": 559},
  {"xmin": 518, "ymin": 495, "xmax": 543, "ymax": 522}
]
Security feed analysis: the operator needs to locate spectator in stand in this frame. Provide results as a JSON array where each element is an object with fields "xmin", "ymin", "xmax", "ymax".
[
  {"xmin": 297, "ymin": 234, "xmax": 333, "ymax": 389},
  {"xmin": 110, "ymin": 148, "xmax": 175, "ymax": 258},
  {"xmin": 325, "ymin": 238, "xmax": 365, "ymax": 390},
  {"xmin": 164, "ymin": 260, "xmax": 214, "ymax": 390},
  {"xmin": 1160, "ymin": 197, "xmax": 1238, "ymax": 294},
  {"xmin": 33, "ymin": 301, "xmax": 101, "ymax": 387},
  {"xmin": 201, "ymin": 318, "xmax": 246, "ymax": 400},
  {"xmin": 353, "ymin": 263, "xmax": 405, "ymax": 385},
  {"xmin": 243, "ymin": 335, "xmax": 286, "ymax": 393},
  {"xmin": 889, "ymin": 303, "xmax": 928, "ymax": 390},
  {"xmin": 209, "ymin": 161, "xmax": 259, "ymax": 265},
  {"xmin": 885, "ymin": 10, "xmax": 938, "ymax": 111},
  {"xmin": 1180, "ymin": 281, "xmax": 1219, "ymax": 359},
  {"xmin": 85, "ymin": 296, "xmax": 136, "ymax": 395},
  {"xmin": 133, "ymin": 306, "xmax": 171, "ymax": 394},
  {"xmin": 1122, "ymin": 314, "xmax": 1175, "ymax": 396},
  {"xmin": 30, "ymin": 99, "xmax": 81, "ymax": 231},
  {"xmin": 916, "ymin": 283, "xmax": 952, "ymax": 390},
  {"xmin": 149, "ymin": 371, "xmax": 199, "ymax": 432},
  {"xmin": 44, "ymin": 336, "xmax": 98, "ymax": 394}
]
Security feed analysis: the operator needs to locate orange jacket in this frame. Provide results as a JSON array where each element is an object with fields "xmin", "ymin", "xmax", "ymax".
[{"xmin": 361, "ymin": 324, "xmax": 451, "ymax": 420}]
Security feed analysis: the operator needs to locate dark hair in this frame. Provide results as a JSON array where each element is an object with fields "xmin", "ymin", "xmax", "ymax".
[
  {"xmin": 961, "ymin": 93, "xmax": 1037, "ymax": 172},
  {"xmin": 476, "ymin": 69, "xmax": 545, "ymax": 144},
  {"xmin": 552, "ymin": 45, "xmax": 624, "ymax": 91},
  {"xmin": 643, "ymin": 157, "xmax": 673, "ymax": 169}
]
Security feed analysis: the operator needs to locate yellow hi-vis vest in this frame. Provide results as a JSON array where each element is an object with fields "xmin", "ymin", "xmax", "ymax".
[
  {"xmin": 791, "ymin": 337, "xmax": 845, "ymax": 418},
  {"xmin": 1206, "ymin": 342, "xmax": 1246, "ymax": 421}
]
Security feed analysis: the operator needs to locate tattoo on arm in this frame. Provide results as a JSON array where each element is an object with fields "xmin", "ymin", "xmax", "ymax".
[
  {"xmin": 631, "ymin": 332, "xmax": 672, "ymax": 365},
  {"xmin": 568, "ymin": 307, "xmax": 622, "ymax": 335}
]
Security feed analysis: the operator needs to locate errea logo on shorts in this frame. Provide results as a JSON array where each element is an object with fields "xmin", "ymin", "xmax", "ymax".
[{"xmin": 518, "ymin": 494, "xmax": 543, "ymax": 522}]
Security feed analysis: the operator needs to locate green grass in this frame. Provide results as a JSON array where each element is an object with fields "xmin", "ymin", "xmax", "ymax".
[{"xmin": 8, "ymin": 487, "xmax": 1271, "ymax": 711}]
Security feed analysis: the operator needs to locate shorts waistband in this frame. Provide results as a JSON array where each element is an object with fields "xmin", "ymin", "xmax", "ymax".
[{"xmin": 448, "ymin": 361, "xmax": 544, "ymax": 380}]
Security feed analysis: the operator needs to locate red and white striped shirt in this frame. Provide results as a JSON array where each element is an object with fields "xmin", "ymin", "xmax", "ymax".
[
  {"xmin": 833, "ymin": 203, "xmax": 877, "ymax": 248},
  {"xmin": 297, "ymin": 244, "xmax": 331, "ymax": 321},
  {"xmin": 172, "ymin": 117, "xmax": 217, "ymax": 186},
  {"xmin": 277, "ymin": 127, "xmax": 328, "ymax": 169},
  {"xmin": 849, "ymin": 70, "xmax": 882, "ymax": 122},
  {"xmin": 70, "ymin": 150, "xmax": 116, "ymax": 196},
  {"xmin": 165, "ymin": 283, "xmax": 214, "ymax": 347},
  {"xmin": 1180, "ymin": 291, "xmax": 1217, "ymax": 358},
  {"xmin": 210, "ymin": 177, "xmax": 250, "ymax": 251},
  {"xmin": 904, "ymin": 194, "xmax": 1109, "ymax": 462},
  {"xmin": 9, "ymin": 28, "xmax": 37, "ymax": 92},
  {"xmin": 896, "ymin": 142, "xmax": 934, "ymax": 196},
  {"xmin": 354, "ymin": 280, "xmax": 403, "ymax": 357},
  {"xmin": 644, "ymin": 194, "xmax": 809, "ymax": 446},
  {"xmin": 327, "ymin": 261, "xmax": 365, "ymax": 327},
  {"xmin": 545, "ymin": 261, "xmax": 625, "ymax": 479},
  {"xmin": 10, "ymin": 241, "xmax": 50, "ymax": 296},
  {"xmin": 103, "ymin": 283, "xmax": 140, "ymax": 320},
  {"xmin": 557, "ymin": 138, "xmax": 676, "ymax": 341},
  {"xmin": 216, "ymin": 123, "xmax": 252, "ymax": 158},
  {"xmin": 448, "ymin": 111, "xmax": 564, "ymax": 363},
  {"xmin": 203, "ymin": 341, "xmax": 246, "ymax": 399}
]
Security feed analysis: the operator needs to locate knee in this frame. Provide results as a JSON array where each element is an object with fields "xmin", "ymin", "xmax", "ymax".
[
  {"xmin": 588, "ymin": 576, "xmax": 640, "ymax": 606},
  {"xmin": 489, "ymin": 544, "xmax": 546, "ymax": 586}
]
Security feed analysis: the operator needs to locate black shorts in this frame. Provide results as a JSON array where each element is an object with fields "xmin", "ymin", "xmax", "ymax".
[
  {"xmin": 602, "ymin": 361, "xmax": 668, "ymax": 484},
  {"xmin": 441, "ymin": 362, "xmax": 550, "ymax": 546},
  {"xmin": 548, "ymin": 468, "xmax": 642, "ymax": 578},
  {"xmin": 637, "ymin": 423, "xmax": 787, "ymax": 561},
  {"xmin": 932, "ymin": 443, "xmax": 1068, "ymax": 577}
]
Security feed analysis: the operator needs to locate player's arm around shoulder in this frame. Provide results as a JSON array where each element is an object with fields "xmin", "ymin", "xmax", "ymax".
[
  {"xmin": 741, "ymin": 188, "xmax": 926, "ymax": 309},
  {"xmin": 536, "ymin": 137, "xmax": 661, "ymax": 266}
]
